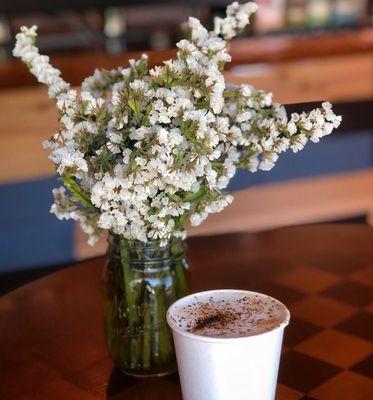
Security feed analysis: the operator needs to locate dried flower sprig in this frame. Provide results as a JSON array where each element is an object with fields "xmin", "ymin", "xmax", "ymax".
[{"xmin": 13, "ymin": 2, "xmax": 341, "ymax": 245}]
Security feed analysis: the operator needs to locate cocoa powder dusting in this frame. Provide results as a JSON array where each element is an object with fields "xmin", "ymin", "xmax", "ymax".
[
  {"xmin": 191, "ymin": 310, "xmax": 239, "ymax": 333},
  {"xmin": 172, "ymin": 292, "xmax": 289, "ymax": 338}
]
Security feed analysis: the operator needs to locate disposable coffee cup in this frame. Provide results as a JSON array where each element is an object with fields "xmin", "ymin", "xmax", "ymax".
[{"xmin": 166, "ymin": 289, "xmax": 290, "ymax": 400}]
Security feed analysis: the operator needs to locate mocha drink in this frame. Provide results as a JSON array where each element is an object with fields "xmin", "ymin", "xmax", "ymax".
[
  {"xmin": 167, "ymin": 290, "xmax": 290, "ymax": 400},
  {"xmin": 168, "ymin": 291, "xmax": 289, "ymax": 339}
]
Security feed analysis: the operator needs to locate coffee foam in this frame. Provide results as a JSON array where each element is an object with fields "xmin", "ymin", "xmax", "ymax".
[{"xmin": 168, "ymin": 290, "xmax": 290, "ymax": 338}]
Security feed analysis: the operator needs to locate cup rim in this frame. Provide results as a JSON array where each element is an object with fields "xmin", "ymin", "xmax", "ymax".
[{"xmin": 166, "ymin": 289, "xmax": 291, "ymax": 343}]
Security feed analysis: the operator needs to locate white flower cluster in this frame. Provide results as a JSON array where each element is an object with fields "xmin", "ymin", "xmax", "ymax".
[
  {"xmin": 13, "ymin": 26, "xmax": 70, "ymax": 98},
  {"xmin": 13, "ymin": 2, "xmax": 341, "ymax": 245},
  {"xmin": 214, "ymin": 1, "xmax": 259, "ymax": 40}
]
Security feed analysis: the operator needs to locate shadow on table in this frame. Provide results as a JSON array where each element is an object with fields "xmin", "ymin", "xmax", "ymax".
[{"xmin": 106, "ymin": 367, "xmax": 181, "ymax": 399}]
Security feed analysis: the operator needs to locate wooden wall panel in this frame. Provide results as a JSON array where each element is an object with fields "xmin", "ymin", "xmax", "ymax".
[
  {"xmin": 0, "ymin": 87, "xmax": 56, "ymax": 183},
  {"xmin": 2, "ymin": 27, "xmax": 373, "ymax": 89},
  {"xmin": 226, "ymin": 53, "xmax": 373, "ymax": 104}
]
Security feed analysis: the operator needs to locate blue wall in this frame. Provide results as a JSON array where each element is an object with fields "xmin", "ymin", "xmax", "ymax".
[{"xmin": 0, "ymin": 177, "xmax": 74, "ymax": 273}]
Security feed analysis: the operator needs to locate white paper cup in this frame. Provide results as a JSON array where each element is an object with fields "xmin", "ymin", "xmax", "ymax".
[{"xmin": 167, "ymin": 289, "xmax": 290, "ymax": 400}]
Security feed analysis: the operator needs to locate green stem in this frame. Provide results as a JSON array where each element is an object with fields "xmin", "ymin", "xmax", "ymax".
[
  {"xmin": 184, "ymin": 186, "xmax": 206, "ymax": 203},
  {"xmin": 61, "ymin": 175, "xmax": 97, "ymax": 211},
  {"xmin": 119, "ymin": 237, "xmax": 140, "ymax": 369},
  {"xmin": 172, "ymin": 240, "xmax": 189, "ymax": 297},
  {"xmin": 151, "ymin": 294, "xmax": 160, "ymax": 363},
  {"xmin": 142, "ymin": 290, "xmax": 152, "ymax": 369},
  {"xmin": 175, "ymin": 261, "xmax": 189, "ymax": 298},
  {"xmin": 156, "ymin": 288, "xmax": 174, "ymax": 364},
  {"xmin": 175, "ymin": 212, "xmax": 189, "ymax": 230}
]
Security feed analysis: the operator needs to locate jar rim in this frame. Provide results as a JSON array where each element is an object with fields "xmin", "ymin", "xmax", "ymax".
[
  {"xmin": 106, "ymin": 233, "xmax": 185, "ymax": 263},
  {"xmin": 107, "ymin": 233, "xmax": 183, "ymax": 247}
]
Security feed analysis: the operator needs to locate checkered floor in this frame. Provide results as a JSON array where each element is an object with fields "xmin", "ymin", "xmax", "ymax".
[{"xmin": 268, "ymin": 260, "xmax": 373, "ymax": 399}]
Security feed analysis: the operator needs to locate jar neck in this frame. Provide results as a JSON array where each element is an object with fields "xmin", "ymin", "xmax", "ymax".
[{"xmin": 107, "ymin": 234, "xmax": 185, "ymax": 263}]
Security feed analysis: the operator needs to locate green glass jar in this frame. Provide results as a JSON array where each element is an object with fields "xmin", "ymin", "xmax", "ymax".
[{"xmin": 103, "ymin": 234, "xmax": 189, "ymax": 377}]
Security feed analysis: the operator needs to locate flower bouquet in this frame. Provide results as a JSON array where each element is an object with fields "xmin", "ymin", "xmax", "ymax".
[{"xmin": 14, "ymin": 1, "xmax": 341, "ymax": 377}]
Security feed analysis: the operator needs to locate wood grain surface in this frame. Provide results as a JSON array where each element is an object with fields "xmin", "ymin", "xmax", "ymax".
[
  {"xmin": 2, "ymin": 27, "xmax": 373, "ymax": 89},
  {"xmin": 1, "ymin": 224, "xmax": 373, "ymax": 400}
]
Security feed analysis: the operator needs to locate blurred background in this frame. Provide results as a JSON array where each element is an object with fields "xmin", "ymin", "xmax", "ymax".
[{"xmin": 0, "ymin": 0, "xmax": 372, "ymax": 293}]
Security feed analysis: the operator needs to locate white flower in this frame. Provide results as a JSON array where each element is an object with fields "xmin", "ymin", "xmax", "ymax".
[
  {"xmin": 290, "ymin": 134, "xmax": 308, "ymax": 152},
  {"xmin": 190, "ymin": 212, "xmax": 208, "ymax": 226},
  {"xmin": 274, "ymin": 137, "xmax": 290, "ymax": 153},
  {"xmin": 247, "ymin": 155, "xmax": 259, "ymax": 172},
  {"xmin": 13, "ymin": 2, "xmax": 341, "ymax": 245},
  {"xmin": 98, "ymin": 212, "xmax": 116, "ymax": 229},
  {"xmin": 205, "ymin": 195, "xmax": 233, "ymax": 213},
  {"xmin": 188, "ymin": 17, "xmax": 209, "ymax": 43},
  {"xmin": 50, "ymin": 148, "xmax": 88, "ymax": 175},
  {"xmin": 130, "ymin": 79, "xmax": 148, "ymax": 92},
  {"xmin": 13, "ymin": 26, "xmax": 70, "ymax": 99},
  {"xmin": 322, "ymin": 102, "xmax": 342, "ymax": 128},
  {"xmin": 177, "ymin": 39, "xmax": 197, "ymax": 53},
  {"xmin": 260, "ymin": 152, "xmax": 279, "ymax": 171},
  {"xmin": 287, "ymin": 121, "xmax": 297, "ymax": 135},
  {"xmin": 157, "ymin": 127, "xmax": 168, "ymax": 144},
  {"xmin": 107, "ymin": 131, "xmax": 122, "ymax": 143},
  {"xmin": 214, "ymin": 2, "xmax": 258, "ymax": 40}
]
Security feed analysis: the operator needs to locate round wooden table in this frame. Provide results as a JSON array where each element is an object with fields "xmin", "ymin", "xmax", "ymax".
[{"xmin": 1, "ymin": 225, "xmax": 373, "ymax": 400}]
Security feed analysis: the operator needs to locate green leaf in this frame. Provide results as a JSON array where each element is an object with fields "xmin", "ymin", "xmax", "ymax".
[
  {"xmin": 61, "ymin": 175, "xmax": 98, "ymax": 211},
  {"xmin": 183, "ymin": 186, "xmax": 206, "ymax": 203},
  {"xmin": 128, "ymin": 97, "xmax": 141, "ymax": 120}
]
